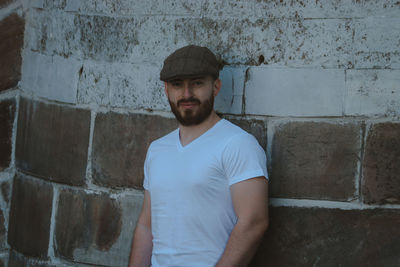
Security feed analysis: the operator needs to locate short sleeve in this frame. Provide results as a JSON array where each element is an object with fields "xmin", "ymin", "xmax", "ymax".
[
  {"xmin": 222, "ymin": 133, "xmax": 268, "ymax": 186},
  {"xmin": 143, "ymin": 144, "xmax": 152, "ymax": 190}
]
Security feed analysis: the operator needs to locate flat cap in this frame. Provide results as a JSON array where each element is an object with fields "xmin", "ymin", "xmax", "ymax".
[{"xmin": 160, "ymin": 45, "xmax": 220, "ymax": 81}]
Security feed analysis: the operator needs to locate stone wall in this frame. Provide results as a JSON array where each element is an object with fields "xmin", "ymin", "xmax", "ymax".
[
  {"xmin": 2, "ymin": 0, "xmax": 400, "ymax": 266},
  {"xmin": 0, "ymin": 0, "xmax": 24, "ymax": 265}
]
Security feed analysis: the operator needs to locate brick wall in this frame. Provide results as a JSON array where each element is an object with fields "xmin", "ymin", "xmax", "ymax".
[{"xmin": 3, "ymin": 0, "xmax": 400, "ymax": 266}]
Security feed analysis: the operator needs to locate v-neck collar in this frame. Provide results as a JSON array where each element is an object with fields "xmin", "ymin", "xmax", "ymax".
[{"xmin": 176, "ymin": 119, "xmax": 225, "ymax": 151}]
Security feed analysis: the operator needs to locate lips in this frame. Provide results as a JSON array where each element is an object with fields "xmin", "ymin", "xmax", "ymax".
[{"xmin": 178, "ymin": 98, "xmax": 200, "ymax": 108}]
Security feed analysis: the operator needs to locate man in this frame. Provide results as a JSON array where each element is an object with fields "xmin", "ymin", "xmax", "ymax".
[{"xmin": 129, "ymin": 45, "xmax": 269, "ymax": 267}]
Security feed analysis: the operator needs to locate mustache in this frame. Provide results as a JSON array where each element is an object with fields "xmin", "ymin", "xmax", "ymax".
[{"xmin": 178, "ymin": 97, "xmax": 200, "ymax": 106}]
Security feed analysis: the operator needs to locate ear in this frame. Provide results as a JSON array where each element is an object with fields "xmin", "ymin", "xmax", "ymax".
[
  {"xmin": 164, "ymin": 82, "xmax": 169, "ymax": 97},
  {"xmin": 213, "ymin": 79, "xmax": 222, "ymax": 97}
]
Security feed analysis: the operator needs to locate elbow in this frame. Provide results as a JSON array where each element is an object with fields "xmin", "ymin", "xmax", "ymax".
[
  {"xmin": 239, "ymin": 216, "xmax": 269, "ymax": 236},
  {"xmin": 258, "ymin": 217, "xmax": 269, "ymax": 235}
]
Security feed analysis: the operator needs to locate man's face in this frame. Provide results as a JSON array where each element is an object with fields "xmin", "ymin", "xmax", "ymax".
[{"xmin": 165, "ymin": 76, "xmax": 220, "ymax": 126}]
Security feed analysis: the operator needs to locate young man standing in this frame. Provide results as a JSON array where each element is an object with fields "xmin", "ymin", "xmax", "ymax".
[{"xmin": 129, "ymin": 45, "xmax": 269, "ymax": 267}]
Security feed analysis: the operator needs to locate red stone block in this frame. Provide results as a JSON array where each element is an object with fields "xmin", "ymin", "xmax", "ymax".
[
  {"xmin": 0, "ymin": 99, "xmax": 16, "ymax": 170},
  {"xmin": 92, "ymin": 112, "xmax": 176, "ymax": 189},
  {"xmin": 270, "ymin": 122, "xmax": 361, "ymax": 201},
  {"xmin": 250, "ymin": 206, "xmax": 400, "ymax": 267},
  {"xmin": 15, "ymin": 97, "xmax": 91, "ymax": 185},
  {"xmin": 363, "ymin": 123, "xmax": 400, "ymax": 204},
  {"xmin": 8, "ymin": 174, "xmax": 53, "ymax": 258},
  {"xmin": 55, "ymin": 189, "xmax": 123, "ymax": 260},
  {"xmin": 0, "ymin": 13, "xmax": 24, "ymax": 92},
  {"xmin": 225, "ymin": 117, "xmax": 267, "ymax": 150}
]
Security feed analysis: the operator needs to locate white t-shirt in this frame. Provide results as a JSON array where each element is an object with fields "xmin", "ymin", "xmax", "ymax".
[{"xmin": 143, "ymin": 119, "xmax": 268, "ymax": 267}]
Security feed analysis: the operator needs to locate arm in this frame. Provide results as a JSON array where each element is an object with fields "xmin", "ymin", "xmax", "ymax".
[
  {"xmin": 129, "ymin": 190, "xmax": 153, "ymax": 267},
  {"xmin": 216, "ymin": 177, "xmax": 269, "ymax": 267}
]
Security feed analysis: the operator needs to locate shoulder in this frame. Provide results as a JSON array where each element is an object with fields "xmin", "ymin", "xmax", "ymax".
[
  {"xmin": 147, "ymin": 128, "xmax": 178, "ymax": 153},
  {"xmin": 217, "ymin": 119, "xmax": 259, "ymax": 147}
]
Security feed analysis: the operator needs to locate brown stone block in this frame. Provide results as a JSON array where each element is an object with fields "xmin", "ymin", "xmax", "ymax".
[
  {"xmin": 270, "ymin": 122, "xmax": 361, "ymax": 201},
  {"xmin": 55, "ymin": 189, "xmax": 122, "ymax": 260},
  {"xmin": 0, "ymin": 99, "xmax": 16, "ymax": 170},
  {"xmin": 0, "ymin": 255, "xmax": 6, "ymax": 267},
  {"xmin": 8, "ymin": 174, "xmax": 53, "ymax": 258},
  {"xmin": 92, "ymin": 112, "xmax": 176, "ymax": 189},
  {"xmin": 15, "ymin": 97, "xmax": 90, "ymax": 185},
  {"xmin": 0, "ymin": 0, "xmax": 13, "ymax": 7},
  {"xmin": 0, "ymin": 13, "xmax": 24, "ymax": 92},
  {"xmin": 8, "ymin": 250, "xmax": 58, "ymax": 267},
  {"xmin": 363, "ymin": 123, "xmax": 400, "ymax": 204},
  {"xmin": 55, "ymin": 188, "xmax": 143, "ymax": 266},
  {"xmin": 225, "ymin": 117, "xmax": 267, "ymax": 150},
  {"xmin": 0, "ymin": 209, "xmax": 5, "ymax": 250},
  {"xmin": 250, "ymin": 206, "xmax": 400, "ymax": 267}
]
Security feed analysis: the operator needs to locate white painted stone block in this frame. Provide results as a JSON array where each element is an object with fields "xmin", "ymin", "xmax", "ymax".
[
  {"xmin": 80, "ymin": 0, "xmax": 203, "ymax": 16},
  {"xmin": 29, "ymin": 0, "xmax": 45, "ymax": 9},
  {"xmin": 284, "ymin": 19, "xmax": 354, "ymax": 69},
  {"xmin": 26, "ymin": 8, "xmax": 355, "ymax": 69},
  {"xmin": 354, "ymin": 18, "xmax": 400, "ymax": 69},
  {"xmin": 245, "ymin": 67, "xmax": 345, "ymax": 116},
  {"xmin": 21, "ymin": 51, "xmax": 81, "ymax": 103},
  {"xmin": 214, "ymin": 66, "xmax": 246, "ymax": 114},
  {"xmin": 77, "ymin": 61, "xmax": 169, "ymax": 111},
  {"xmin": 25, "ymin": 9, "xmax": 80, "ymax": 57},
  {"xmin": 345, "ymin": 70, "xmax": 400, "ymax": 116},
  {"xmin": 64, "ymin": 0, "xmax": 81, "ymax": 12}
]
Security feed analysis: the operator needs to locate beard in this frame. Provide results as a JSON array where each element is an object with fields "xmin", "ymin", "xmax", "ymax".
[{"xmin": 168, "ymin": 93, "xmax": 214, "ymax": 126}]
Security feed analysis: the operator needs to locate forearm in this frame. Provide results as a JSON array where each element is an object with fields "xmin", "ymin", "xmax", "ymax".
[
  {"xmin": 129, "ymin": 223, "xmax": 153, "ymax": 267},
  {"xmin": 215, "ymin": 220, "xmax": 268, "ymax": 267}
]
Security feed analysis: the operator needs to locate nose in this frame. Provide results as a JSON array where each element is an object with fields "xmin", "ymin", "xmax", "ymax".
[{"xmin": 182, "ymin": 82, "xmax": 192, "ymax": 98}]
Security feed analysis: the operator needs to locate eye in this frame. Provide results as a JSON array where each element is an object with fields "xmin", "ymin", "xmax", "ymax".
[
  {"xmin": 171, "ymin": 81, "xmax": 182, "ymax": 87},
  {"xmin": 193, "ymin": 80, "xmax": 203, "ymax": 86}
]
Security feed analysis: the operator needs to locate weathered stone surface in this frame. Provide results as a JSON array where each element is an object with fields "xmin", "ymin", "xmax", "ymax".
[
  {"xmin": 0, "ymin": 99, "xmax": 16, "ymax": 171},
  {"xmin": 0, "ymin": 209, "xmax": 5, "ymax": 250},
  {"xmin": 252, "ymin": 0, "xmax": 400, "ymax": 19},
  {"xmin": 76, "ymin": 50, "xmax": 243, "ymax": 114},
  {"xmin": 215, "ymin": 66, "xmax": 246, "ymax": 115},
  {"xmin": 77, "ymin": 61, "xmax": 168, "ymax": 110},
  {"xmin": 245, "ymin": 68, "xmax": 345, "ymax": 116},
  {"xmin": 345, "ymin": 70, "xmax": 400, "ymax": 116},
  {"xmin": 8, "ymin": 174, "xmax": 53, "ymax": 258},
  {"xmin": 79, "ymin": 0, "xmax": 204, "ymax": 16},
  {"xmin": 26, "ymin": 9, "xmax": 353, "ymax": 68},
  {"xmin": 270, "ymin": 122, "xmax": 361, "ymax": 201},
  {"xmin": 55, "ymin": 188, "xmax": 143, "ymax": 266},
  {"xmin": 21, "ymin": 51, "xmax": 82, "ymax": 103},
  {"xmin": 0, "ymin": 14, "xmax": 24, "ymax": 92},
  {"xmin": 92, "ymin": 112, "xmax": 176, "ymax": 189},
  {"xmin": 24, "ymin": 9, "xmax": 79, "ymax": 58},
  {"xmin": 250, "ymin": 206, "xmax": 400, "ymax": 267},
  {"xmin": 354, "ymin": 18, "xmax": 400, "ymax": 69},
  {"xmin": 0, "ymin": 181, "xmax": 10, "ymax": 203},
  {"xmin": 8, "ymin": 250, "xmax": 59, "ymax": 267},
  {"xmin": 15, "ymin": 97, "xmax": 90, "ymax": 186},
  {"xmin": 43, "ymin": 0, "xmax": 400, "ymax": 19},
  {"xmin": 363, "ymin": 123, "xmax": 400, "ymax": 204},
  {"xmin": 0, "ymin": 0, "xmax": 13, "ymax": 7},
  {"xmin": 8, "ymin": 250, "xmax": 27, "ymax": 267},
  {"xmin": 0, "ymin": 253, "xmax": 7, "ymax": 267},
  {"xmin": 225, "ymin": 117, "xmax": 267, "ymax": 151}
]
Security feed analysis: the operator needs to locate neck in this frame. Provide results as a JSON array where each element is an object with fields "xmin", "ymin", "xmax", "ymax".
[{"xmin": 179, "ymin": 111, "xmax": 221, "ymax": 147}]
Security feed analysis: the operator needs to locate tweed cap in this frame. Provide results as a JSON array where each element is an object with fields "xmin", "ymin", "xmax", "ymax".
[{"xmin": 160, "ymin": 45, "xmax": 220, "ymax": 81}]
